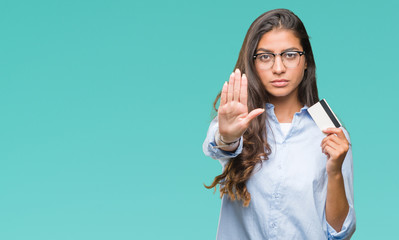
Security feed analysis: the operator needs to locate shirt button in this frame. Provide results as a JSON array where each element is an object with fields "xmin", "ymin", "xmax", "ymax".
[
  {"xmin": 273, "ymin": 193, "xmax": 280, "ymax": 199},
  {"xmin": 271, "ymin": 223, "xmax": 277, "ymax": 228}
]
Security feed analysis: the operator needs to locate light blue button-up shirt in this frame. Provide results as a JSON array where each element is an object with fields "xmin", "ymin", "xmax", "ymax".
[{"xmin": 203, "ymin": 103, "xmax": 356, "ymax": 240}]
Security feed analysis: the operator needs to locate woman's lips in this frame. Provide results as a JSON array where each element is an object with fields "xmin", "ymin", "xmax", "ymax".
[{"xmin": 271, "ymin": 79, "xmax": 289, "ymax": 87}]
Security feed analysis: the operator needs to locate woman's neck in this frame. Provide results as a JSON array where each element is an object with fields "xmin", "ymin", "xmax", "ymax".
[{"xmin": 270, "ymin": 94, "xmax": 303, "ymax": 123}]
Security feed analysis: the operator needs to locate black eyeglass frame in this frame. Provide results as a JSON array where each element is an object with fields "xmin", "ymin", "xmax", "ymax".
[{"xmin": 253, "ymin": 50, "xmax": 306, "ymax": 60}]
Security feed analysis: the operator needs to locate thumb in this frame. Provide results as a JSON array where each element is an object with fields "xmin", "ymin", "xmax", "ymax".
[{"xmin": 245, "ymin": 108, "xmax": 265, "ymax": 123}]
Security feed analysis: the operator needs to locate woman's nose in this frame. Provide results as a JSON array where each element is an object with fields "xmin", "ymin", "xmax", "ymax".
[{"xmin": 272, "ymin": 55, "xmax": 286, "ymax": 74}]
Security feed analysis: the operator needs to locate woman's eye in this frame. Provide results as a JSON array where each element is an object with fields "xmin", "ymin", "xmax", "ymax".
[
  {"xmin": 259, "ymin": 54, "xmax": 272, "ymax": 61},
  {"xmin": 284, "ymin": 52, "xmax": 298, "ymax": 59}
]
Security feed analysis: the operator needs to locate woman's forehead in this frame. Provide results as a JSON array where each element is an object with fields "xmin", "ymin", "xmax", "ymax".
[{"xmin": 257, "ymin": 29, "xmax": 302, "ymax": 52}]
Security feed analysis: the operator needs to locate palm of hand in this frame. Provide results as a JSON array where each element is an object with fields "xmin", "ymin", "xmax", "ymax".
[
  {"xmin": 218, "ymin": 101, "xmax": 250, "ymax": 141},
  {"xmin": 217, "ymin": 69, "xmax": 265, "ymax": 142}
]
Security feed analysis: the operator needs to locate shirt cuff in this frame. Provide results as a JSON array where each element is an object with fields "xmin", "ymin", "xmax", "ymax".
[
  {"xmin": 208, "ymin": 136, "xmax": 243, "ymax": 159},
  {"xmin": 326, "ymin": 205, "xmax": 356, "ymax": 240}
]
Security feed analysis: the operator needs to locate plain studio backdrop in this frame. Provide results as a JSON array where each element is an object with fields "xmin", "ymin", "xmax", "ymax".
[{"xmin": 0, "ymin": 0, "xmax": 397, "ymax": 239}]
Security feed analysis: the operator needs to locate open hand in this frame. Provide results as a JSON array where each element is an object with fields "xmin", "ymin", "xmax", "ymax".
[{"xmin": 217, "ymin": 69, "xmax": 265, "ymax": 142}]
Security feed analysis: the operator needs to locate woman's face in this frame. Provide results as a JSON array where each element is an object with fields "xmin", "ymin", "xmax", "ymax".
[{"xmin": 254, "ymin": 29, "xmax": 307, "ymax": 100}]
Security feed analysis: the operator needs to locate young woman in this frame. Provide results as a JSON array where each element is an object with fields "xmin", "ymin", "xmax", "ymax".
[{"xmin": 202, "ymin": 9, "xmax": 356, "ymax": 239}]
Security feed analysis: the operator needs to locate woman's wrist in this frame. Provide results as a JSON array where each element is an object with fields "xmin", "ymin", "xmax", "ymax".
[
  {"xmin": 219, "ymin": 133, "xmax": 240, "ymax": 144},
  {"xmin": 214, "ymin": 130, "xmax": 241, "ymax": 150},
  {"xmin": 327, "ymin": 170, "xmax": 343, "ymax": 179}
]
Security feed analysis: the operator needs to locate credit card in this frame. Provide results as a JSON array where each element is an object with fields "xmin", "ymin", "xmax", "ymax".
[{"xmin": 307, "ymin": 99, "xmax": 341, "ymax": 131}]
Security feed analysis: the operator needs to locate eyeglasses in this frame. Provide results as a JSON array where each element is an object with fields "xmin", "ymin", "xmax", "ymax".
[{"xmin": 253, "ymin": 51, "xmax": 305, "ymax": 69}]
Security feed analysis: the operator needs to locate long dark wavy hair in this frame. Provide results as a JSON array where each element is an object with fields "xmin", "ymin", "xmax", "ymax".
[{"xmin": 204, "ymin": 9, "xmax": 320, "ymax": 207}]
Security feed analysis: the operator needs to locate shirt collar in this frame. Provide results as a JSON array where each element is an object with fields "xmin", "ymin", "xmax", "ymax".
[{"xmin": 265, "ymin": 103, "xmax": 309, "ymax": 115}]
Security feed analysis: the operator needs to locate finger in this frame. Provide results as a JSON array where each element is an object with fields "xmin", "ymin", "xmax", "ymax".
[
  {"xmin": 220, "ymin": 81, "xmax": 228, "ymax": 106},
  {"xmin": 321, "ymin": 134, "xmax": 341, "ymax": 147},
  {"xmin": 323, "ymin": 145, "xmax": 334, "ymax": 158},
  {"xmin": 327, "ymin": 134, "xmax": 341, "ymax": 146},
  {"xmin": 322, "ymin": 128, "xmax": 347, "ymax": 141},
  {"xmin": 227, "ymin": 72, "xmax": 234, "ymax": 102},
  {"xmin": 324, "ymin": 145, "xmax": 343, "ymax": 161},
  {"xmin": 321, "ymin": 141, "xmax": 338, "ymax": 153},
  {"xmin": 245, "ymin": 108, "xmax": 265, "ymax": 123},
  {"xmin": 233, "ymin": 69, "xmax": 241, "ymax": 101},
  {"xmin": 240, "ymin": 74, "xmax": 248, "ymax": 106}
]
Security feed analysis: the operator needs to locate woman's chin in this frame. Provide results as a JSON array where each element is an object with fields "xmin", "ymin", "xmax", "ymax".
[
  {"xmin": 268, "ymin": 90, "xmax": 292, "ymax": 98},
  {"xmin": 267, "ymin": 86, "xmax": 299, "ymax": 100}
]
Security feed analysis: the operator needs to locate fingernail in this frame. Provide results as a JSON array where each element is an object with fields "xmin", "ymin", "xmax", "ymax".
[
  {"xmin": 242, "ymin": 73, "xmax": 246, "ymax": 78},
  {"xmin": 235, "ymin": 68, "xmax": 240, "ymax": 73}
]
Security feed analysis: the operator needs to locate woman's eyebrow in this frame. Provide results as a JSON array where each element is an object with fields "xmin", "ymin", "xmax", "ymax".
[{"xmin": 256, "ymin": 47, "xmax": 300, "ymax": 53}]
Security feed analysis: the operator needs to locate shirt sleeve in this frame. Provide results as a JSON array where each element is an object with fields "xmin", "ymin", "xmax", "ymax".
[
  {"xmin": 325, "ymin": 127, "xmax": 356, "ymax": 240},
  {"xmin": 202, "ymin": 117, "xmax": 243, "ymax": 166}
]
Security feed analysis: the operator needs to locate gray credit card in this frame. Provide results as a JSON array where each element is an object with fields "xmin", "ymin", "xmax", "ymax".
[{"xmin": 308, "ymin": 99, "xmax": 341, "ymax": 132}]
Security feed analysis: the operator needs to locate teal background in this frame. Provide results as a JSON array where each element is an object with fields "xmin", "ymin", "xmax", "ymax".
[{"xmin": 0, "ymin": 0, "xmax": 397, "ymax": 239}]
